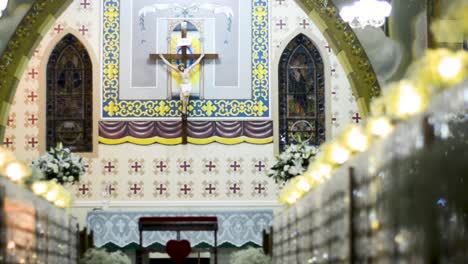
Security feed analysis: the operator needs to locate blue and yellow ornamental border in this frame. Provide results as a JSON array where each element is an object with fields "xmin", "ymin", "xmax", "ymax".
[{"xmin": 102, "ymin": 0, "xmax": 270, "ymax": 118}]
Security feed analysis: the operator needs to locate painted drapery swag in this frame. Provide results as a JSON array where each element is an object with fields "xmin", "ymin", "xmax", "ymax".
[
  {"xmin": 46, "ymin": 34, "xmax": 93, "ymax": 152},
  {"xmin": 278, "ymin": 34, "xmax": 325, "ymax": 151}
]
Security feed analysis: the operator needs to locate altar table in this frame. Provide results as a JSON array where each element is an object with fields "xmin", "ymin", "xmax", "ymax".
[
  {"xmin": 86, "ymin": 210, "xmax": 273, "ymax": 248},
  {"xmin": 139, "ymin": 217, "xmax": 219, "ymax": 264}
]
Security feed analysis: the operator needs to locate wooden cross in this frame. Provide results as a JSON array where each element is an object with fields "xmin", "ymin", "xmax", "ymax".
[{"xmin": 150, "ymin": 21, "xmax": 219, "ymax": 144}]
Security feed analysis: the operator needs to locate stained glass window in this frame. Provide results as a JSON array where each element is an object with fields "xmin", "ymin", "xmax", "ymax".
[
  {"xmin": 46, "ymin": 34, "xmax": 93, "ymax": 152},
  {"xmin": 278, "ymin": 34, "xmax": 325, "ymax": 151}
]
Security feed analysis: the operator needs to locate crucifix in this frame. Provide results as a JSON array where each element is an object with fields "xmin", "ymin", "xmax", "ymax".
[{"xmin": 150, "ymin": 20, "xmax": 219, "ymax": 144}]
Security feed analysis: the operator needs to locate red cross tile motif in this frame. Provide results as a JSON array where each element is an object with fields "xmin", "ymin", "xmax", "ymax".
[
  {"xmin": 128, "ymin": 181, "xmax": 144, "ymax": 198},
  {"xmin": 352, "ymin": 112, "xmax": 362, "ymax": 124},
  {"xmin": 79, "ymin": 25, "xmax": 89, "ymax": 36},
  {"xmin": 25, "ymin": 112, "xmax": 38, "ymax": 128},
  {"xmin": 25, "ymin": 89, "xmax": 38, "ymax": 104},
  {"xmin": 230, "ymin": 161, "xmax": 241, "ymax": 171},
  {"xmin": 202, "ymin": 181, "xmax": 219, "ymax": 197},
  {"xmin": 180, "ymin": 161, "xmax": 190, "ymax": 171},
  {"xmin": 28, "ymin": 68, "xmax": 38, "ymax": 80},
  {"xmin": 331, "ymin": 86, "xmax": 339, "ymax": 101},
  {"xmin": 252, "ymin": 181, "xmax": 268, "ymax": 197},
  {"xmin": 177, "ymin": 159, "xmax": 193, "ymax": 174},
  {"xmin": 153, "ymin": 159, "xmax": 170, "ymax": 174},
  {"xmin": 153, "ymin": 181, "xmax": 170, "ymax": 198},
  {"xmin": 83, "ymin": 159, "xmax": 93, "ymax": 174},
  {"xmin": 227, "ymin": 158, "xmax": 244, "ymax": 174},
  {"xmin": 80, "ymin": 0, "xmax": 91, "ymax": 9},
  {"xmin": 25, "ymin": 135, "xmax": 38, "ymax": 150},
  {"xmin": 102, "ymin": 181, "xmax": 118, "ymax": 198},
  {"xmin": 332, "ymin": 116, "xmax": 338, "ymax": 125},
  {"xmin": 202, "ymin": 158, "xmax": 219, "ymax": 174},
  {"xmin": 102, "ymin": 159, "xmax": 118, "ymax": 175},
  {"xmin": 254, "ymin": 160, "xmax": 266, "ymax": 173},
  {"xmin": 299, "ymin": 19, "xmax": 310, "ymax": 29},
  {"xmin": 2, "ymin": 136, "xmax": 15, "ymax": 151},
  {"xmin": 79, "ymin": 184, "xmax": 90, "ymax": 195},
  {"xmin": 54, "ymin": 24, "xmax": 65, "ymax": 34},
  {"xmin": 76, "ymin": 181, "xmax": 92, "ymax": 198},
  {"xmin": 6, "ymin": 114, "xmax": 15, "ymax": 128},
  {"xmin": 128, "ymin": 159, "xmax": 144, "ymax": 175},
  {"xmin": 275, "ymin": 19, "xmax": 286, "ymax": 30},
  {"xmin": 275, "ymin": 0, "xmax": 286, "ymax": 5},
  {"xmin": 205, "ymin": 161, "xmax": 216, "ymax": 171},
  {"xmin": 177, "ymin": 182, "xmax": 194, "ymax": 198},
  {"xmin": 226, "ymin": 181, "xmax": 243, "ymax": 197}
]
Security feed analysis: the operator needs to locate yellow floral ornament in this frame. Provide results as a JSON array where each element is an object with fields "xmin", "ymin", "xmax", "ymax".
[
  {"xmin": 202, "ymin": 101, "xmax": 218, "ymax": 116},
  {"xmin": 253, "ymin": 101, "xmax": 268, "ymax": 116},
  {"xmin": 155, "ymin": 101, "xmax": 171, "ymax": 116},
  {"xmin": 253, "ymin": 64, "xmax": 268, "ymax": 81},
  {"xmin": 105, "ymin": 6, "xmax": 119, "ymax": 22},
  {"xmin": 104, "ymin": 63, "xmax": 119, "ymax": 79},
  {"xmin": 104, "ymin": 101, "xmax": 120, "ymax": 116},
  {"xmin": 253, "ymin": 6, "xmax": 267, "ymax": 20}
]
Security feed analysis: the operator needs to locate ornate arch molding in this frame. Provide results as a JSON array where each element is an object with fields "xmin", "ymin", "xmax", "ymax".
[
  {"xmin": 294, "ymin": 0, "xmax": 381, "ymax": 116},
  {"xmin": 0, "ymin": 0, "xmax": 73, "ymax": 139}
]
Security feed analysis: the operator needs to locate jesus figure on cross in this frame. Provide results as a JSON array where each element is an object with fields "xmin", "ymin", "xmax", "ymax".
[{"xmin": 159, "ymin": 53, "xmax": 205, "ymax": 115}]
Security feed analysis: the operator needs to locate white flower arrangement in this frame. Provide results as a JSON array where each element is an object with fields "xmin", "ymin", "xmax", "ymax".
[
  {"xmin": 268, "ymin": 141, "xmax": 318, "ymax": 183},
  {"xmin": 32, "ymin": 142, "xmax": 85, "ymax": 184},
  {"xmin": 230, "ymin": 248, "xmax": 271, "ymax": 264},
  {"xmin": 80, "ymin": 249, "xmax": 131, "ymax": 264}
]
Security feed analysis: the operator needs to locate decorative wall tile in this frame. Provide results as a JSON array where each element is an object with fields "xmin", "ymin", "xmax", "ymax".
[
  {"xmin": 332, "ymin": 112, "xmax": 340, "ymax": 128},
  {"xmin": 7, "ymin": 113, "xmax": 16, "ymax": 129},
  {"xmin": 251, "ymin": 181, "xmax": 269, "ymax": 197},
  {"xmin": 177, "ymin": 181, "xmax": 194, "ymax": 198},
  {"xmin": 202, "ymin": 181, "xmax": 219, "ymax": 197},
  {"xmin": 24, "ymin": 112, "xmax": 38, "ymax": 128},
  {"xmin": 101, "ymin": 159, "xmax": 118, "ymax": 176},
  {"xmin": 176, "ymin": 159, "xmax": 194, "ymax": 175},
  {"xmin": 2, "ymin": 135, "xmax": 15, "ymax": 151},
  {"xmin": 24, "ymin": 89, "xmax": 38, "ymax": 105},
  {"xmin": 78, "ymin": 0, "xmax": 92, "ymax": 11},
  {"xmin": 153, "ymin": 159, "xmax": 170, "ymax": 175},
  {"xmin": 25, "ymin": 135, "xmax": 39, "ymax": 151},
  {"xmin": 273, "ymin": 17, "xmax": 288, "ymax": 32},
  {"xmin": 83, "ymin": 158, "xmax": 93, "ymax": 175},
  {"xmin": 226, "ymin": 158, "xmax": 244, "ymax": 175},
  {"xmin": 76, "ymin": 181, "xmax": 92, "ymax": 198},
  {"xmin": 273, "ymin": 0, "xmax": 289, "ymax": 8},
  {"xmin": 153, "ymin": 181, "xmax": 170, "ymax": 198},
  {"xmin": 226, "ymin": 180, "xmax": 243, "ymax": 198},
  {"xmin": 102, "ymin": 181, "xmax": 119, "ymax": 198},
  {"xmin": 128, "ymin": 159, "xmax": 144, "ymax": 176},
  {"xmin": 350, "ymin": 111, "xmax": 363, "ymax": 124},
  {"xmin": 202, "ymin": 158, "xmax": 219, "ymax": 175},
  {"xmin": 297, "ymin": 17, "xmax": 311, "ymax": 29},
  {"xmin": 127, "ymin": 181, "xmax": 144, "ymax": 198},
  {"xmin": 251, "ymin": 158, "xmax": 268, "ymax": 175}
]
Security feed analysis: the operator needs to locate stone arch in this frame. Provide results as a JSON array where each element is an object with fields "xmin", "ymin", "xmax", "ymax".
[
  {"xmin": 294, "ymin": 0, "xmax": 381, "ymax": 115},
  {"xmin": 0, "ymin": 0, "xmax": 73, "ymax": 140}
]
